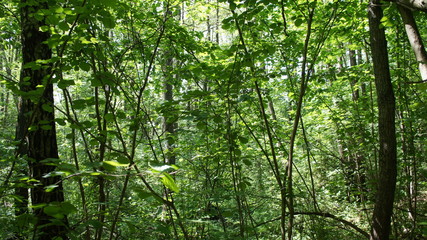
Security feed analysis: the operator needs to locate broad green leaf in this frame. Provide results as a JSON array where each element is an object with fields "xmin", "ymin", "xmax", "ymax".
[
  {"xmin": 151, "ymin": 164, "xmax": 179, "ymax": 173},
  {"xmin": 295, "ymin": 18, "xmax": 304, "ymax": 27},
  {"xmin": 42, "ymin": 103, "xmax": 53, "ymax": 112},
  {"xmin": 54, "ymin": 7, "xmax": 64, "ymax": 13},
  {"xmin": 44, "ymin": 205, "xmax": 64, "ymax": 219},
  {"xmin": 160, "ymin": 173, "xmax": 179, "ymax": 193},
  {"xmin": 55, "ymin": 118, "xmax": 66, "ymax": 126},
  {"xmin": 16, "ymin": 213, "xmax": 37, "ymax": 227},
  {"xmin": 79, "ymin": 62, "xmax": 91, "ymax": 71},
  {"xmin": 58, "ymin": 21, "xmax": 69, "ymax": 31},
  {"xmin": 61, "ymin": 202, "xmax": 78, "ymax": 215},
  {"xmin": 104, "ymin": 113, "xmax": 115, "ymax": 122},
  {"xmin": 46, "ymin": 14, "xmax": 60, "ymax": 25}
]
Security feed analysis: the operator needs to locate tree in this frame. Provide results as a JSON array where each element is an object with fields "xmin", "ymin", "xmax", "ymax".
[
  {"xmin": 1, "ymin": 0, "xmax": 426, "ymax": 239},
  {"xmin": 16, "ymin": 0, "xmax": 68, "ymax": 238},
  {"xmin": 368, "ymin": 0, "xmax": 397, "ymax": 239}
]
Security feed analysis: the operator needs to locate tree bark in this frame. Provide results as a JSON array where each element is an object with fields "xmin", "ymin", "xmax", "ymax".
[
  {"xmin": 368, "ymin": 1, "xmax": 398, "ymax": 239},
  {"xmin": 163, "ymin": 56, "xmax": 176, "ymax": 166},
  {"xmin": 397, "ymin": 4, "xmax": 427, "ymax": 81},
  {"xmin": 17, "ymin": 0, "xmax": 68, "ymax": 238},
  {"xmin": 395, "ymin": 0, "xmax": 427, "ymax": 11}
]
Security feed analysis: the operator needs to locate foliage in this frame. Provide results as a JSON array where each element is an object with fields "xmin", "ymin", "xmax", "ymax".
[{"xmin": 0, "ymin": 0, "xmax": 426, "ymax": 239}]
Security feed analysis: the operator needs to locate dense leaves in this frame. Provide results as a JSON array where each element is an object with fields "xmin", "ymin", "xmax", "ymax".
[{"xmin": 0, "ymin": 0, "xmax": 426, "ymax": 239}]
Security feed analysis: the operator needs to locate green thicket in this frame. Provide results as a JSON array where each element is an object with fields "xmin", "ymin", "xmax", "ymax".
[{"xmin": 0, "ymin": 0, "xmax": 426, "ymax": 239}]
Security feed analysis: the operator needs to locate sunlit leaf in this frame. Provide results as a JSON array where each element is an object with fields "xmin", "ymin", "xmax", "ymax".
[
  {"xmin": 103, "ymin": 160, "xmax": 129, "ymax": 167},
  {"xmin": 160, "ymin": 172, "xmax": 179, "ymax": 193}
]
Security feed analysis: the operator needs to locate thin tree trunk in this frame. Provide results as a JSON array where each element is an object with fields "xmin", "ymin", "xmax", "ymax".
[
  {"xmin": 163, "ymin": 57, "xmax": 176, "ymax": 166},
  {"xmin": 368, "ymin": 1, "xmax": 397, "ymax": 239},
  {"xmin": 349, "ymin": 49, "xmax": 360, "ymax": 101},
  {"xmin": 286, "ymin": 9, "xmax": 314, "ymax": 240},
  {"xmin": 397, "ymin": 5, "xmax": 427, "ymax": 81}
]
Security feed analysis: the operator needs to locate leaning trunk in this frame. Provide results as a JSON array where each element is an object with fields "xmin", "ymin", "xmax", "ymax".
[{"xmin": 397, "ymin": 5, "xmax": 427, "ymax": 81}]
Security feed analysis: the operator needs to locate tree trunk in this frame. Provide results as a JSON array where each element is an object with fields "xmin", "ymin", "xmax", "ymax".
[
  {"xmin": 395, "ymin": 0, "xmax": 427, "ymax": 11},
  {"xmin": 368, "ymin": 1, "xmax": 398, "ymax": 239},
  {"xmin": 397, "ymin": 4, "xmax": 427, "ymax": 81},
  {"xmin": 17, "ymin": 0, "xmax": 68, "ymax": 238},
  {"xmin": 163, "ymin": 56, "xmax": 176, "ymax": 166}
]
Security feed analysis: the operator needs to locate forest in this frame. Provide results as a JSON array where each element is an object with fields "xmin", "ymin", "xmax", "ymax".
[{"xmin": 0, "ymin": 0, "xmax": 426, "ymax": 239}]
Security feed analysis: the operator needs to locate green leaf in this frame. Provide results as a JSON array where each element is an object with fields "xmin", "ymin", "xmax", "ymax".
[
  {"xmin": 160, "ymin": 172, "xmax": 179, "ymax": 193},
  {"xmin": 61, "ymin": 202, "xmax": 78, "ymax": 215},
  {"xmin": 229, "ymin": 0, "xmax": 237, "ymax": 11},
  {"xmin": 41, "ymin": 125, "xmax": 53, "ymax": 130},
  {"xmin": 42, "ymin": 103, "xmax": 53, "ymax": 112},
  {"xmin": 23, "ymin": 61, "xmax": 41, "ymax": 70},
  {"xmin": 55, "ymin": 118, "xmax": 67, "ymax": 126},
  {"xmin": 238, "ymin": 136, "xmax": 249, "ymax": 144},
  {"xmin": 151, "ymin": 164, "xmax": 179, "ymax": 173},
  {"xmin": 133, "ymin": 187, "xmax": 154, "ymax": 199},
  {"xmin": 46, "ymin": 14, "xmax": 60, "ymax": 25},
  {"xmin": 213, "ymin": 116, "xmax": 222, "ymax": 123},
  {"xmin": 44, "ymin": 184, "xmax": 59, "ymax": 192},
  {"xmin": 295, "ymin": 18, "xmax": 304, "ymax": 27},
  {"xmin": 87, "ymin": 220, "xmax": 103, "ymax": 229},
  {"xmin": 79, "ymin": 62, "xmax": 91, "ymax": 71},
  {"xmin": 100, "ymin": 16, "xmax": 116, "ymax": 29},
  {"xmin": 28, "ymin": 125, "xmax": 38, "ymax": 131},
  {"xmin": 54, "ymin": 7, "xmax": 64, "ymax": 13},
  {"xmin": 101, "ymin": 0, "xmax": 117, "ymax": 7},
  {"xmin": 40, "ymin": 25, "xmax": 50, "ymax": 32},
  {"xmin": 380, "ymin": 16, "xmax": 393, "ymax": 28},
  {"xmin": 242, "ymin": 158, "xmax": 252, "ymax": 166},
  {"xmin": 72, "ymin": 99, "xmax": 88, "ymax": 109},
  {"xmin": 416, "ymin": 83, "xmax": 427, "ymax": 91},
  {"xmin": 104, "ymin": 113, "xmax": 114, "ymax": 122},
  {"xmin": 103, "ymin": 160, "xmax": 129, "ymax": 167},
  {"xmin": 16, "ymin": 213, "xmax": 37, "ymax": 227},
  {"xmin": 44, "ymin": 205, "xmax": 64, "ymax": 219},
  {"xmin": 58, "ymin": 21, "xmax": 69, "ymax": 31}
]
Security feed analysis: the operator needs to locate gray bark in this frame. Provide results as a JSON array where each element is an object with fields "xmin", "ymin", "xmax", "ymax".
[
  {"xmin": 397, "ymin": 4, "xmax": 427, "ymax": 80},
  {"xmin": 395, "ymin": 0, "xmax": 427, "ymax": 11}
]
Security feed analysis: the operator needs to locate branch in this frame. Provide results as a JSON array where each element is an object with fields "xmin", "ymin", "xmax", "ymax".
[
  {"xmin": 406, "ymin": 79, "xmax": 427, "ymax": 83},
  {"xmin": 295, "ymin": 212, "xmax": 369, "ymax": 239},
  {"xmin": 256, "ymin": 212, "xmax": 369, "ymax": 239}
]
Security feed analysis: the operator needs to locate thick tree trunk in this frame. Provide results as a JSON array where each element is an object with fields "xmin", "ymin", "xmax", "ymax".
[
  {"xmin": 17, "ymin": 0, "xmax": 68, "ymax": 238},
  {"xmin": 368, "ymin": 1, "xmax": 398, "ymax": 240},
  {"xmin": 397, "ymin": 5, "xmax": 427, "ymax": 81}
]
